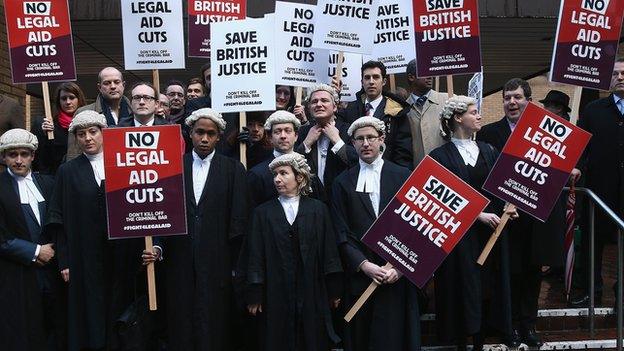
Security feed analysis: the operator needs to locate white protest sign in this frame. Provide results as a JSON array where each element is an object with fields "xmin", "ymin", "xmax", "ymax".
[
  {"xmin": 468, "ymin": 68, "xmax": 483, "ymax": 113},
  {"xmin": 328, "ymin": 51, "xmax": 362, "ymax": 102},
  {"xmin": 275, "ymin": 1, "xmax": 328, "ymax": 87},
  {"xmin": 121, "ymin": 0, "xmax": 185, "ymax": 70},
  {"xmin": 363, "ymin": 0, "xmax": 415, "ymax": 74},
  {"xmin": 312, "ymin": 0, "xmax": 378, "ymax": 54},
  {"xmin": 211, "ymin": 17, "xmax": 276, "ymax": 113}
]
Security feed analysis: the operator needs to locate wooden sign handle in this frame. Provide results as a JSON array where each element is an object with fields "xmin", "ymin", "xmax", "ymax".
[
  {"xmin": 295, "ymin": 86, "xmax": 303, "ymax": 106},
  {"xmin": 25, "ymin": 94, "xmax": 31, "ymax": 132},
  {"xmin": 477, "ymin": 203, "xmax": 515, "ymax": 265},
  {"xmin": 389, "ymin": 74, "xmax": 396, "ymax": 93},
  {"xmin": 344, "ymin": 262, "xmax": 393, "ymax": 322},
  {"xmin": 41, "ymin": 82, "xmax": 54, "ymax": 140},
  {"xmin": 145, "ymin": 236, "xmax": 157, "ymax": 310},
  {"xmin": 334, "ymin": 51, "xmax": 345, "ymax": 87},
  {"xmin": 239, "ymin": 111, "xmax": 247, "ymax": 169},
  {"xmin": 446, "ymin": 75, "xmax": 454, "ymax": 97},
  {"xmin": 152, "ymin": 69, "xmax": 160, "ymax": 94}
]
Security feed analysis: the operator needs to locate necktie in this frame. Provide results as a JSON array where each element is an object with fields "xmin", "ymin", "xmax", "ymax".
[
  {"xmin": 416, "ymin": 96, "xmax": 427, "ymax": 107},
  {"xmin": 365, "ymin": 103, "xmax": 374, "ymax": 116},
  {"xmin": 618, "ymin": 99, "xmax": 624, "ymax": 116}
]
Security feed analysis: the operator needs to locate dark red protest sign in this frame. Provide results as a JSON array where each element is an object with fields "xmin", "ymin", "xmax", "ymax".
[
  {"xmin": 483, "ymin": 103, "xmax": 591, "ymax": 222},
  {"xmin": 412, "ymin": 0, "xmax": 481, "ymax": 77},
  {"xmin": 188, "ymin": 0, "xmax": 246, "ymax": 57},
  {"xmin": 103, "ymin": 125, "xmax": 187, "ymax": 239},
  {"xmin": 550, "ymin": 0, "xmax": 624, "ymax": 90},
  {"xmin": 4, "ymin": 0, "xmax": 76, "ymax": 84},
  {"xmin": 361, "ymin": 156, "xmax": 489, "ymax": 288}
]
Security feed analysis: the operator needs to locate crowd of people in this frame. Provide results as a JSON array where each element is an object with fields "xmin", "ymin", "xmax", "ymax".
[{"xmin": 0, "ymin": 56, "xmax": 623, "ymax": 351}]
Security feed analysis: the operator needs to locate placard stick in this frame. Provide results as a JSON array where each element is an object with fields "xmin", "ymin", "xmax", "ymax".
[
  {"xmin": 41, "ymin": 82, "xmax": 54, "ymax": 139},
  {"xmin": 435, "ymin": 76, "xmax": 440, "ymax": 92},
  {"xmin": 152, "ymin": 69, "xmax": 160, "ymax": 93},
  {"xmin": 240, "ymin": 111, "xmax": 247, "ymax": 168},
  {"xmin": 334, "ymin": 51, "xmax": 345, "ymax": 86},
  {"xmin": 145, "ymin": 236, "xmax": 157, "ymax": 310},
  {"xmin": 25, "ymin": 94, "xmax": 31, "ymax": 132},
  {"xmin": 446, "ymin": 75, "xmax": 454, "ymax": 97},
  {"xmin": 570, "ymin": 86, "xmax": 583, "ymax": 125},
  {"xmin": 344, "ymin": 262, "xmax": 393, "ymax": 322},
  {"xmin": 389, "ymin": 74, "xmax": 396, "ymax": 93},
  {"xmin": 295, "ymin": 86, "xmax": 303, "ymax": 106},
  {"xmin": 477, "ymin": 203, "xmax": 516, "ymax": 265}
]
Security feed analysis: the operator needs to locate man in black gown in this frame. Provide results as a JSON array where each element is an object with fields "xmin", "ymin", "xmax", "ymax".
[{"xmin": 332, "ymin": 116, "xmax": 420, "ymax": 351}]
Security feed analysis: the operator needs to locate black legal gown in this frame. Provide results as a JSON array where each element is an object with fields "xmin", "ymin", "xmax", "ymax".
[
  {"xmin": 429, "ymin": 141, "xmax": 513, "ymax": 342},
  {"xmin": 46, "ymin": 154, "xmax": 141, "ymax": 351},
  {"xmin": 163, "ymin": 153, "xmax": 248, "ymax": 351},
  {"xmin": 246, "ymin": 196, "xmax": 343, "ymax": 351}
]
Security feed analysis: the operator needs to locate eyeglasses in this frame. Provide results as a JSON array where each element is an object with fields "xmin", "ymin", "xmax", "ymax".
[
  {"xmin": 353, "ymin": 135, "xmax": 380, "ymax": 143},
  {"xmin": 132, "ymin": 95, "xmax": 156, "ymax": 102},
  {"xmin": 166, "ymin": 92, "xmax": 185, "ymax": 98}
]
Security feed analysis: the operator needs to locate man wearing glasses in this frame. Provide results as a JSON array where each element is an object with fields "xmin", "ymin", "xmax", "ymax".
[
  {"xmin": 119, "ymin": 82, "xmax": 169, "ymax": 127},
  {"xmin": 332, "ymin": 116, "xmax": 421, "ymax": 351}
]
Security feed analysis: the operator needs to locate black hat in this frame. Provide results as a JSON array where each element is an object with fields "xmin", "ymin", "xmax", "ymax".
[{"xmin": 539, "ymin": 90, "xmax": 571, "ymax": 112}]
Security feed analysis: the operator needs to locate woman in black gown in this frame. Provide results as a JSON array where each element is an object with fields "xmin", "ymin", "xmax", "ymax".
[
  {"xmin": 429, "ymin": 95, "xmax": 518, "ymax": 350},
  {"xmin": 246, "ymin": 153, "xmax": 342, "ymax": 351}
]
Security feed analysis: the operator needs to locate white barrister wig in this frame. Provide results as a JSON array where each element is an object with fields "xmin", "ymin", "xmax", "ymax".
[
  {"xmin": 0, "ymin": 128, "xmax": 38, "ymax": 152},
  {"xmin": 268, "ymin": 152, "xmax": 313, "ymax": 196},
  {"xmin": 68, "ymin": 110, "xmax": 108, "ymax": 134},
  {"xmin": 307, "ymin": 83, "xmax": 339, "ymax": 104},
  {"xmin": 347, "ymin": 116, "xmax": 386, "ymax": 137},
  {"xmin": 185, "ymin": 107, "xmax": 227, "ymax": 132},
  {"xmin": 264, "ymin": 110, "xmax": 301, "ymax": 131}
]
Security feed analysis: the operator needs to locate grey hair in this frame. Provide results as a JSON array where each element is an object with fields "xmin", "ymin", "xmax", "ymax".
[{"xmin": 439, "ymin": 95, "xmax": 477, "ymax": 139}]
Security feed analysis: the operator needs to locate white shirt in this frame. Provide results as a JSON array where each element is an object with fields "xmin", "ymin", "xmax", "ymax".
[
  {"xmin": 357, "ymin": 156, "xmax": 384, "ymax": 217},
  {"xmin": 192, "ymin": 150, "xmax": 214, "ymax": 204},
  {"xmin": 273, "ymin": 149, "xmax": 286, "ymax": 159},
  {"xmin": 85, "ymin": 152, "xmax": 105, "ymax": 186},
  {"xmin": 451, "ymin": 138, "xmax": 480, "ymax": 167},
  {"xmin": 365, "ymin": 95, "xmax": 383, "ymax": 116},
  {"xmin": 506, "ymin": 117, "xmax": 518, "ymax": 131},
  {"xmin": 134, "ymin": 117, "xmax": 155, "ymax": 126},
  {"xmin": 278, "ymin": 195, "xmax": 300, "ymax": 225}
]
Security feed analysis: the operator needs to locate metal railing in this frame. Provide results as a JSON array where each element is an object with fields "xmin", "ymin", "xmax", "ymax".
[{"xmin": 565, "ymin": 187, "xmax": 624, "ymax": 349}]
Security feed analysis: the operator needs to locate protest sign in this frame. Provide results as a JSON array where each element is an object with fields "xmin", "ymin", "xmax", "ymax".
[
  {"xmin": 362, "ymin": 156, "xmax": 489, "ymax": 288},
  {"xmin": 4, "ymin": 0, "xmax": 76, "ymax": 84},
  {"xmin": 188, "ymin": 0, "xmax": 246, "ymax": 57},
  {"xmin": 550, "ymin": 0, "xmax": 624, "ymax": 90},
  {"xmin": 363, "ymin": 0, "xmax": 415, "ymax": 74},
  {"xmin": 482, "ymin": 102, "xmax": 591, "ymax": 222},
  {"xmin": 275, "ymin": 1, "xmax": 328, "ymax": 87},
  {"xmin": 413, "ymin": 0, "xmax": 482, "ymax": 77},
  {"xmin": 312, "ymin": 0, "xmax": 378, "ymax": 54},
  {"xmin": 103, "ymin": 125, "xmax": 187, "ymax": 239},
  {"xmin": 467, "ymin": 69, "xmax": 483, "ymax": 112},
  {"xmin": 211, "ymin": 17, "xmax": 276, "ymax": 113},
  {"xmin": 328, "ymin": 51, "xmax": 362, "ymax": 102},
  {"xmin": 121, "ymin": 0, "xmax": 185, "ymax": 70}
]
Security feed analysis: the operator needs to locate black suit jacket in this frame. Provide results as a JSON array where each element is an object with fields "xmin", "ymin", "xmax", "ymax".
[{"xmin": 295, "ymin": 119, "xmax": 358, "ymax": 200}]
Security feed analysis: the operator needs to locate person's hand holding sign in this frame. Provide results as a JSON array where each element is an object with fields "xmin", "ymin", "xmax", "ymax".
[
  {"xmin": 382, "ymin": 268, "xmax": 403, "ymax": 284},
  {"xmin": 359, "ymin": 260, "xmax": 388, "ymax": 284}
]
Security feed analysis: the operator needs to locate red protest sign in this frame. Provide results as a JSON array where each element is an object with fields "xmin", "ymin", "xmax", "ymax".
[
  {"xmin": 361, "ymin": 156, "xmax": 489, "ymax": 288},
  {"xmin": 103, "ymin": 125, "xmax": 187, "ymax": 239},
  {"xmin": 550, "ymin": 0, "xmax": 624, "ymax": 90},
  {"xmin": 4, "ymin": 0, "xmax": 76, "ymax": 84},
  {"xmin": 483, "ymin": 103, "xmax": 591, "ymax": 222},
  {"xmin": 188, "ymin": 0, "xmax": 246, "ymax": 57},
  {"xmin": 412, "ymin": 0, "xmax": 482, "ymax": 77}
]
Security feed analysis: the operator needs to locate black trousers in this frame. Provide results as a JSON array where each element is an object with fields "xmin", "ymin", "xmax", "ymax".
[{"xmin": 510, "ymin": 267, "xmax": 541, "ymax": 331}]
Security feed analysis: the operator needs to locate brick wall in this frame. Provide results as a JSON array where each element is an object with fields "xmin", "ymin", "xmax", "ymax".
[{"xmin": 0, "ymin": 2, "xmax": 26, "ymax": 104}]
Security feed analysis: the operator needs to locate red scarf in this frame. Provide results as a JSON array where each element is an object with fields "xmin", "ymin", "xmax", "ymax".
[{"xmin": 58, "ymin": 110, "xmax": 73, "ymax": 129}]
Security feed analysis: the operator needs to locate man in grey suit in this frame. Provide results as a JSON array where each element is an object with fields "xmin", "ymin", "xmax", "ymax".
[{"xmin": 404, "ymin": 59, "xmax": 448, "ymax": 167}]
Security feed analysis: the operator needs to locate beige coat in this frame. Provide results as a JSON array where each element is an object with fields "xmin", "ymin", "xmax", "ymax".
[{"xmin": 406, "ymin": 90, "xmax": 448, "ymax": 167}]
